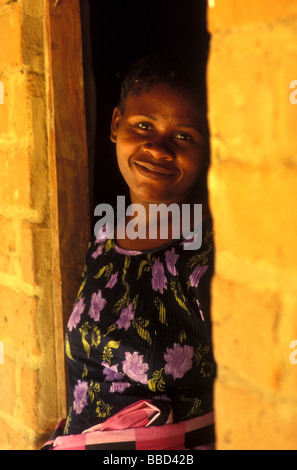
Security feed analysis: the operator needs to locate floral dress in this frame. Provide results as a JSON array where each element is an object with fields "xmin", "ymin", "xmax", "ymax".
[{"xmin": 63, "ymin": 220, "xmax": 216, "ymax": 436}]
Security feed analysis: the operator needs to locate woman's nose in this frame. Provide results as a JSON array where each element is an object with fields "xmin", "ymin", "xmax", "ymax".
[{"xmin": 143, "ymin": 137, "xmax": 175, "ymax": 161}]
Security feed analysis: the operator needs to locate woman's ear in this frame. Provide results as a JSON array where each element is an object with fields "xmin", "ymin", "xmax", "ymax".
[{"xmin": 110, "ymin": 107, "xmax": 122, "ymax": 143}]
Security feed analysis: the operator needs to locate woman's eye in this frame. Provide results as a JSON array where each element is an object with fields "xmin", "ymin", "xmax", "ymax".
[
  {"xmin": 137, "ymin": 122, "xmax": 151, "ymax": 131},
  {"xmin": 175, "ymin": 132, "xmax": 193, "ymax": 142}
]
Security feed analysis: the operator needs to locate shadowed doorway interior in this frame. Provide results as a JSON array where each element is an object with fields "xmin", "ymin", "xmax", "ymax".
[{"xmin": 80, "ymin": 0, "xmax": 209, "ymax": 222}]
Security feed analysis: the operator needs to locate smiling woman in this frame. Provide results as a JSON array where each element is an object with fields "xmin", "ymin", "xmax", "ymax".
[
  {"xmin": 106, "ymin": 52, "xmax": 209, "ymax": 252},
  {"xmin": 40, "ymin": 0, "xmax": 215, "ymax": 451},
  {"xmin": 41, "ymin": 49, "xmax": 216, "ymax": 450},
  {"xmin": 85, "ymin": 1, "xmax": 209, "ymax": 212},
  {"xmin": 111, "ymin": 83, "xmax": 206, "ymax": 207}
]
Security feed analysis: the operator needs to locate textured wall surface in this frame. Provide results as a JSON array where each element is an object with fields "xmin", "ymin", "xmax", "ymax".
[
  {"xmin": 207, "ymin": 0, "xmax": 297, "ymax": 450},
  {"xmin": 0, "ymin": 0, "xmax": 61, "ymax": 449}
]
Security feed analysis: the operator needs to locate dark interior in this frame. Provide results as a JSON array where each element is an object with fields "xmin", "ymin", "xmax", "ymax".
[{"xmin": 80, "ymin": 0, "xmax": 209, "ymax": 221}]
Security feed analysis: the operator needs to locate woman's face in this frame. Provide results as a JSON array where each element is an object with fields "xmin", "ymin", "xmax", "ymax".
[{"xmin": 110, "ymin": 83, "xmax": 207, "ymax": 206}]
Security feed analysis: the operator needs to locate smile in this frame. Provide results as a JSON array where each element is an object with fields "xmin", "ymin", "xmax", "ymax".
[{"xmin": 133, "ymin": 161, "xmax": 177, "ymax": 180}]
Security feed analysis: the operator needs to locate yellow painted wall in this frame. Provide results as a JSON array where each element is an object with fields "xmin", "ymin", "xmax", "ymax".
[{"xmin": 207, "ymin": 0, "xmax": 297, "ymax": 450}]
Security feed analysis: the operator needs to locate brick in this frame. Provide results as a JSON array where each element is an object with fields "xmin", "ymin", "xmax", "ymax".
[
  {"xmin": 0, "ymin": 147, "xmax": 32, "ymax": 208},
  {"xmin": 22, "ymin": 0, "xmax": 44, "ymax": 18},
  {"xmin": 207, "ymin": 0, "xmax": 297, "ymax": 452},
  {"xmin": 27, "ymin": 96, "xmax": 49, "ymax": 216},
  {"xmin": 0, "ymin": 71, "xmax": 35, "ymax": 140},
  {"xmin": 212, "ymin": 262, "xmax": 297, "ymax": 402},
  {"xmin": 20, "ymin": 365, "xmax": 40, "ymax": 431},
  {"xmin": 19, "ymin": 223, "xmax": 54, "ymax": 287},
  {"xmin": 0, "ymin": 355, "xmax": 17, "ymax": 415},
  {"xmin": 208, "ymin": 22, "xmax": 297, "ymax": 166},
  {"xmin": 0, "ymin": 3, "xmax": 23, "ymax": 67},
  {"xmin": 0, "ymin": 286, "xmax": 40, "ymax": 355},
  {"xmin": 215, "ymin": 380, "xmax": 297, "ymax": 450},
  {"xmin": 21, "ymin": 14, "xmax": 45, "ymax": 72},
  {"xmin": 0, "ymin": 416, "xmax": 36, "ymax": 450},
  {"xmin": 11, "ymin": 73, "xmax": 32, "ymax": 139},
  {"xmin": 19, "ymin": 222, "xmax": 36, "ymax": 286},
  {"xmin": 208, "ymin": 0, "xmax": 297, "ymax": 32},
  {"xmin": 0, "ymin": 215, "xmax": 17, "ymax": 275},
  {"xmin": 209, "ymin": 161, "xmax": 297, "ymax": 269},
  {"xmin": 212, "ymin": 275, "xmax": 282, "ymax": 391},
  {"xmin": 0, "ymin": 75, "xmax": 9, "ymax": 134}
]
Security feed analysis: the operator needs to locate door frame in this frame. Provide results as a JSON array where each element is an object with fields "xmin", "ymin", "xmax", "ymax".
[{"xmin": 45, "ymin": 0, "xmax": 90, "ymax": 417}]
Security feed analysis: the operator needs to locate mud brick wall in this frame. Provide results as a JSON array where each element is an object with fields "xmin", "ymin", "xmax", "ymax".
[
  {"xmin": 0, "ymin": 0, "xmax": 61, "ymax": 449},
  {"xmin": 207, "ymin": 0, "xmax": 297, "ymax": 450}
]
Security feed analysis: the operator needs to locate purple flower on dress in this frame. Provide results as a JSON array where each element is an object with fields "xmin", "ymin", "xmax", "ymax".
[
  {"xmin": 189, "ymin": 264, "xmax": 208, "ymax": 287},
  {"xmin": 164, "ymin": 343, "xmax": 194, "ymax": 380},
  {"xmin": 102, "ymin": 361, "xmax": 123, "ymax": 382},
  {"xmin": 73, "ymin": 380, "xmax": 88, "ymax": 415},
  {"xmin": 88, "ymin": 290, "xmax": 107, "ymax": 322},
  {"xmin": 115, "ymin": 245, "xmax": 142, "ymax": 256},
  {"xmin": 68, "ymin": 297, "xmax": 86, "ymax": 331},
  {"xmin": 165, "ymin": 247, "xmax": 179, "ymax": 275},
  {"xmin": 105, "ymin": 272, "xmax": 118, "ymax": 289},
  {"xmin": 116, "ymin": 303, "xmax": 135, "ymax": 331},
  {"xmin": 196, "ymin": 299, "xmax": 205, "ymax": 322},
  {"xmin": 151, "ymin": 258, "xmax": 167, "ymax": 294},
  {"xmin": 122, "ymin": 351, "xmax": 149, "ymax": 384},
  {"xmin": 109, "ymin": 382, "xmax": 131, "ymax": 393},
  {"xmin": 92, "ymin": 243, "xmax": 104, "ymax": 259}
]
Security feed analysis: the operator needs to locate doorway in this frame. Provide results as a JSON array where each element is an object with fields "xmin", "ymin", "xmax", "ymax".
[{"xmin": 80, "ymin": 0, "xmax": 209, "ymax": 216}]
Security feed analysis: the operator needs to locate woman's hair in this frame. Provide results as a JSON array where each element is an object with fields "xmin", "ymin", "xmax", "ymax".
[{"xmin": 117, "ymin": 51, "xmax": 207, "ymax": 114}]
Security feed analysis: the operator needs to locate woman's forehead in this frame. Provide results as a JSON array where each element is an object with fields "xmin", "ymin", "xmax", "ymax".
[{"xmin": 123, "ymin": 83, "xmax": 203, "ymax": 123}]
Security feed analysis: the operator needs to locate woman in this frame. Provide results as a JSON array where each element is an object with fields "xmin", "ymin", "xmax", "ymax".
[{"xmin": 42, "ymin": 53, "xmax": 216, "ymax": 450}]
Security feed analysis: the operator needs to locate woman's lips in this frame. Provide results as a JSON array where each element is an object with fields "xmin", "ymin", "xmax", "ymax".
[{"xmin": 133, "ymin": 161, "xmax": 177, "ymax": 180}]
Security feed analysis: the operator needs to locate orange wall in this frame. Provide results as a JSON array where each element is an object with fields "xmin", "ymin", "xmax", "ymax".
[{"xmin": 208, "ymin": 0, "xmax": 297, "ymax": 449}]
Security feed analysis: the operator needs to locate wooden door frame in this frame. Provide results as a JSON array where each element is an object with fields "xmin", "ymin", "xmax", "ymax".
[{"xmin": 45, "ymin": 0, "xmax": 90, "ymax": 418}]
